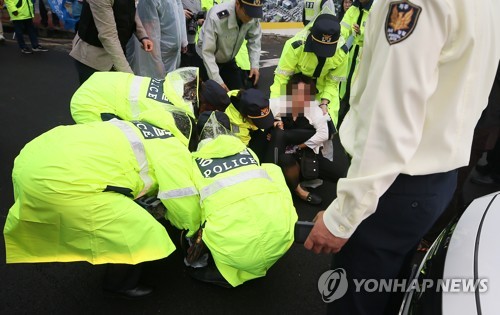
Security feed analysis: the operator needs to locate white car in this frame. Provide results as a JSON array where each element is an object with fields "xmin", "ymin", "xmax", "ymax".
[{"xmin": 400, "ymin": 191, "xmax": 500, "ymax": 314}]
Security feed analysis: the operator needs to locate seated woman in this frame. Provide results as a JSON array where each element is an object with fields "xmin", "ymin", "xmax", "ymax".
[{"xmin": 267, "ymin": 74, "xmax": 345, "ymax": 205}]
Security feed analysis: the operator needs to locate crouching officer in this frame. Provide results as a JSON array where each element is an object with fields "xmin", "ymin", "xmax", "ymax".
[
  {"xmin": 179, "ymin": 111, "xmax": 297, "ymax": 288},
  {"xmin": 195, "ymin": 0, "xmax": 262, "ymax": 91},
  {"xmin": 4, "ymin": 108, "xmax": 199, "ymax": 299},
  {"xmin": 70, "ymin": 67, "xmax": 230, "ymax": 148},
  {"xmin": 270, "ymin": 14, "xmax": 350, "ymax": 127},
  {"xmin": 225, "ymin": 88, "xmax": 275, "ymax": 146},
  {"xmin": 70, "ymin": 67, "xmax": 199, "ymax": 124}
]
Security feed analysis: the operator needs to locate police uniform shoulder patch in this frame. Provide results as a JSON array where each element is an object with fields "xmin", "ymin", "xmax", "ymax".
[
  {"xmin": 217, "ymin": 9, "xmax": 229, "ymax": 19},
  {"xmin": 385, "ymin": 1, "xmax": 422, "ymax": 45},
  {"xmin": 291, "ymin": 40, "xmax": 303, "ymax": 49}
]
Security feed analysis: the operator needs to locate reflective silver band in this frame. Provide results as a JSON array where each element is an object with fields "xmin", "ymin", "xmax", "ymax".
[
  {"xmin": 275, "ymin": 68, "xmax": 295, "ymax": 76},
  {"xmin": 129, "ymin": 76, "xmax": 144, "ymax": 119},
  {"xmin": 200, "ymin": 169, "xmax": 271, "ymax": 201},
  {"xmin": 109, "ymin": 119, "xmax": 153, "ymax": 197},
  {"xmin": 158, "ymin": 186, "xmax": 198, "ymax": 199}
]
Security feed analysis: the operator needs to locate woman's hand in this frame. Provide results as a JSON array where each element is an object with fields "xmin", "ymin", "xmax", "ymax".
[
  {"xmin": 274, "ymin": 120, "xmax": 284, "ymax": 130},
  {"xmin": 319, "ymin": 104, "xmax": 328, "ymax": 115}
]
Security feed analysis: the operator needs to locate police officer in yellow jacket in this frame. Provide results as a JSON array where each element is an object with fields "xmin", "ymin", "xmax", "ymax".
[
  {"xmin": 270, "ymin": 14, "xmax": 350, "ymax": 127},
  {"xmin": 181, "ymin": 111, "xmax": 297, "ymax": 287},
  {"xmin": 303, "ymin": 0, "xmax": 328, "ymax": 26},
  {"xmin": 3, "ymin": 109, "xmax": 199, "ymax": 298},
  {"xmin": 225, "ymin": 88, "xmax": 275, "ymax": 146},
  {"xmin": 71, "ymin": 67, "xmax": 199, "ymax": 124},
  {"xmin": 338, "ymin": 0, "xmax": 373, "ymax": 126},
  {"xmin": 4, "ymin": 0, "xmax": 47, "ymax": 53}
]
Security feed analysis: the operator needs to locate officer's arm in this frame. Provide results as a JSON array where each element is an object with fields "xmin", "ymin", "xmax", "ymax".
[
  {"xmin": 339, "ymin": 6, "xmax": 355, "ymax": 39},
  {"xmin": 156, "ymin": 148, "xmax": 202, "ymax": 237},
  {"xmin": 4, "ymin": 0, "xmax": 17, "ymax": 15},
  {"xmin": 321, "ymin": 58, "xmax": 348, "ymax": 125},
  {"xmin": 245, "ymin": 20, "xmax": 262, "ymax": 70},
  {"xmin": 70, "ymin": 73, "xmax": 121, "ymax": 123},
  {"xmin": 201, "ymin": 16, "xmax": 224, "ymax": 84},
  {"xmin": 269, "ymin": 40, "xmax": 299, "ymax": 98},
  {"xmin": 88, "ymin": 0, "xmax": 133, "ymax": 73}
]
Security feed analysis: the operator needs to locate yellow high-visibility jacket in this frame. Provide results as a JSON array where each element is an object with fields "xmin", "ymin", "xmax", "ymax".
[
  {"xmin": 270, "ymin": 29, "xmax": 348, "ymax": 125},
  {"xmin": 224, "ymin": 90, "xmax": 258, "ymax": 145},
  {"xmin": 4, "ymin": 110, "xmax": 199, "ymax": 264},
  {"xmin": 70, "ymin": 68, "xmax": 199, "ymax": 146},
  {"xmin": 4, "ymin": 0, "xmax": 34, "ymax": 21},
  {"xmin": 339, "ymin": 2, "xmax": 373, "ymax": 100},
  {"xmin": 190, "ymin": 135, "xmax": 297, "ymax": 287}
]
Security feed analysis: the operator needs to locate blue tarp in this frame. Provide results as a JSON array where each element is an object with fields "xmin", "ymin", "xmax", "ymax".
[{"xmin": 46, "ymin": 0, "xmax": 81, "ymax": 31}]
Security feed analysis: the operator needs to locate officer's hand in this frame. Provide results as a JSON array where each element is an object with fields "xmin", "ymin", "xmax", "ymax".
[
  {"xmin": 249, "ymin": 68, "xmax": 260, "ymax": 85},
  {"xmin": 220, "ymin": 82, "xmax": 230, "ymax": 92},
  {"xmin": 141, "ymin": 38, "xmax": 154, "ymax": 52},
  {"xmin": 181, "ymin": 45, "xmax": 188, "ymax": 54},
  {"xmin": 352, "ymin": 23, "xmax": 360, "ymax": 35},
  {"xmin": 197, "ymin": 18, "xmax": 205, "ymax": 26},
  {"xmin": 13, "ymin": 10, "xmax": 19, "ymax": 16},
  {"xmin": 304, "ymin": 211, "xmax": 349, "ymax": 254},
  {"xmin": 184, "ymin": 9, "xmax": 193, "ymax": 19}
]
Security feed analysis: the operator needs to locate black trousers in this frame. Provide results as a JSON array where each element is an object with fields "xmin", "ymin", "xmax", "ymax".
[
  {"xmin": 192, "ymin": 53, "xmax": 252, "ymax": 90},
  {"xmin": 74, "ymin": 59, "xmax": 114, "ymax": 85},
  {"xmin": 103, "ymin": 263, "xmax": 143, "ymax": 291},
  {"xmin": 327, "ymin": 170, "xmax": 457, "ymax": 315}
]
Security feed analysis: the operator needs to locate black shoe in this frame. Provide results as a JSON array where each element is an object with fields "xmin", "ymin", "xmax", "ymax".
[
  {"xmin": 470, "ymin": 173, "xmax": 500, "ymax": 185},
  {"xmin": 21, "ymin": 47, "xmax": 32, "ymax": 54},
  {"xmin": 32, "ymin": 45, "xmax": 48, "ymax": 52},
  {"xmin": 104, "ymin": 285, "xmax": 153, "ymax": 299},
  {"xmin": 187, "ymin": 265, "xmax": 232, "ymax": 288},
  {"xmin": 475, "ymin": 163, "xmax": 493, "ymax": 176},
  {"xmin": 304, "ymin": 192, "xmax": 322, "ymax": 205}
]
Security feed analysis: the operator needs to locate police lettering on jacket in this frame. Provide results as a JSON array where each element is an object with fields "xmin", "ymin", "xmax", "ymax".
[
  {"xmin": 131, "ymin": 121, "xmax": 173, "ymax": 139},
  {"xmin": 146, "ymin": 78, "xmax": 172, "ymax": 104},
  {"xmin": 196, "ymin": 150, "xmax": 258, "ymax": 178}
]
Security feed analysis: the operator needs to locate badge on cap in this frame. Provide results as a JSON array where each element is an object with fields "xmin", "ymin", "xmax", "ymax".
[
  {"xmin": 322, "ymin": 34, "xmax": 332, "ymax": 43},
  {"xmin": 385, "ymin": 1, "xmax": 421, "ymax": 45}
]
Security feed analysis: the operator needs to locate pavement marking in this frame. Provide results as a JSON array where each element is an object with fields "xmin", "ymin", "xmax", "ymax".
[{"xmin": 260, "ymin": 58, "xmax": 280, "ymax": 69}]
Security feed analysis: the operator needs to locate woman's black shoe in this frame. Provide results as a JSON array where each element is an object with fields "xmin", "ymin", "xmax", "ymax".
[{"xmin": 304, "ymin": 192, "xmax": 322, "ymax": 205}]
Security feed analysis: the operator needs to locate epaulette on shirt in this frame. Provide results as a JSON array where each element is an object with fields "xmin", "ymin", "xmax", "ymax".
[
  {"xmin": 217, "ymin": 9, "xmax": 229, "ymax": 19},
  {"xmin": 291, "ymin": 40, "xmax": 303, "ymax": 49}
]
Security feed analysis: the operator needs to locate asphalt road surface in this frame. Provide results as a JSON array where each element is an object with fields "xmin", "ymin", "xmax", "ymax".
[{"xmin": 1, "ymin": 30, "xmax": 498, "ymax": 315}]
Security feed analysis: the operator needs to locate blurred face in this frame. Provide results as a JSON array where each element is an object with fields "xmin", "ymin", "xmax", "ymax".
[
  {"xmin": 343, "ymin": 0, "xmax": 353, "ymax": 11},
  {"xmin": 235, "ymin": 1, "xmax": 253, "ymax": 24},
  {"xmin": 289, "ymin": 82, "xmax": 314, "ymax": 116}
]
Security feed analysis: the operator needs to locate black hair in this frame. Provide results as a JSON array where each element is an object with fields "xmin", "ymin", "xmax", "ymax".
[{"xmin": 286, "ymin": 73, "xmax": 318, "ymax": 96}]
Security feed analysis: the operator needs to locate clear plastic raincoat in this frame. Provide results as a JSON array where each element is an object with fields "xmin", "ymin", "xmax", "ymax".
[{"xmin": 127, "ymin": 0, "xmax": 188, "ymax": 77}]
